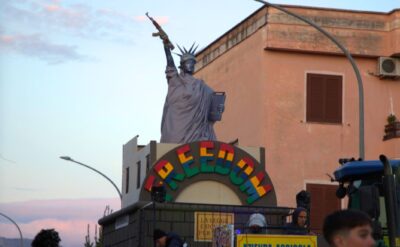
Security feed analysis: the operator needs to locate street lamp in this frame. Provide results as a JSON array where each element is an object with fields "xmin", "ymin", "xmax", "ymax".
[
  {"xmin": 254, "ymin": 0, "xmax": 365, "ymax": 159},
  {"xmin": 0, "ymin": 212, "xmax": 23, "ymax": 247},
  {"xmin": 59, "ymin": 156, "xmax": 122, "ymax": 200}
]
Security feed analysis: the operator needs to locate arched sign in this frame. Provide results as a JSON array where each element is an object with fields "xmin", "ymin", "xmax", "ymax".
[{"xmin": 139, "ymin": 141, "xmax": 277, "ymax": 206}]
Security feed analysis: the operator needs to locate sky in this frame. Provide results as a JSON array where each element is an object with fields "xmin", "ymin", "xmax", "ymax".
[{"xmin": 0, "ymin": 0, "xmax": 399, "ymax": 246}]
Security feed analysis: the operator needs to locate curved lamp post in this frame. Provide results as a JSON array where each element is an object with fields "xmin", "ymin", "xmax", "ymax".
[
  {"xmin": 254, "ymin": 0, "xmax": 365, "ymax": 159},
  {"xmin": 0, "ymin": 212, "xmax": 23, "ymax": 247},
  {"xmin": 59, "ymin": 156, "xmax": 122, "ymax": 200}
]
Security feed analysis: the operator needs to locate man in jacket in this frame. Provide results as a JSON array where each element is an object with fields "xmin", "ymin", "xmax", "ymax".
[
  {"xmin": 247, "ymin": 213, "xmax": 268, "ymax": 234},
  {"xmin": 285, "ymin": 207, "xmax": 309, "ymax": 235},
  {"xmin": 154, "ymin": 229, "xmax": 184, "ymax": 247}
]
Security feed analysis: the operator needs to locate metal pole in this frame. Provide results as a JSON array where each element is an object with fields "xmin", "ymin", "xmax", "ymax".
[
  {"xmin": 60, "ymin": 156, "xmax": 122, "ymax": 200},
  {"xmin": 153, "ymin": 201, "xmax": 156, "ymax": 247},
  {"xmin": 0, "ymin": 212, "xmax": 23, "ymax": 247},
  {"xmin": 380, "ymin": 155, "xmax": 398, "ymax": 247},
  {"xmin": 254, "ymin": 0, "xmax": 365, "ymax": 159}
]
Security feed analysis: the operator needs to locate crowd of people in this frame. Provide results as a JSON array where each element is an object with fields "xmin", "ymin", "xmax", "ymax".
[
  {"xmin": 154, "ymin": 208, "xmax": 375, "ymax": 247},
  {"xmin": 31, "ymin": 208, "xmax": 374, "ymax": 247}
]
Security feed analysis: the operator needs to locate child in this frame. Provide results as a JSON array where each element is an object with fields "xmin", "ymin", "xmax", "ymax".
[{"xmin": 323, "ymin": 209, "xmax": 375, "ymax": 247}]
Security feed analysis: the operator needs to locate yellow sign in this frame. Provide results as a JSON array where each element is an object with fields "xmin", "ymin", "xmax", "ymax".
[
  {"xmin": 236, "ymin": 234, "xmax": 318, "ymax": 247},
  {"xmin": 194, "ymin": 212, "xmax": 234, "ymax": 242},
  {"xmin": 383, "ymin": 236, "xmax": 400, "ymax": 247}
]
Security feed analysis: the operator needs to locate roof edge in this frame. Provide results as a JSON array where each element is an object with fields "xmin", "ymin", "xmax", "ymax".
[{"xmin": 196, "ymin": 4, "xmax": 399, "ymax": 57}]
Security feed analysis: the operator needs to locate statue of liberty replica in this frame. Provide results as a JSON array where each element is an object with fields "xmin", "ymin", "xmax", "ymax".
[{"xmin": 147, "ymin": 13, "xmax": 225, "ymax": 144}]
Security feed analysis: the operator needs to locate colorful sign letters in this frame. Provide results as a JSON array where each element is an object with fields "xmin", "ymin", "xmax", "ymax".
[{"xmin": 142, "ymin": 141, "xmax": 273, "ymax": 205}]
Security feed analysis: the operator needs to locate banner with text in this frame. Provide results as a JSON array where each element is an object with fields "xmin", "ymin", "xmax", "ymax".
[
  {"xmin": 194, "ymin": 212, "xmax": 234, "ymax": 242},
  {"xmin": 236, "ymin": 234, "xmax": 317, "ymax": 247}
]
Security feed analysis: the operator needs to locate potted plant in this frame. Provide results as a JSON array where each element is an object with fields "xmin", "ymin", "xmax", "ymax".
[
  {"xmin": 387, "ymin": 114, "xmax": 397, "ymax": 124},
  {"xmin": 384, "ymin": 113, "xmax": 400, "ymax": 140}
]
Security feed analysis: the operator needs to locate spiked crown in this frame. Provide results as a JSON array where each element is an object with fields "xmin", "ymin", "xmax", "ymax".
[{"xmin": 177, "ymin": 43, "xmax": 199, "ymax": 63}]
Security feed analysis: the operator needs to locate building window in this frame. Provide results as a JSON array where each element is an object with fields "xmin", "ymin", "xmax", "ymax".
[
  {"xmin": 136, "ymin": 161, "xmax": 141, "ymax": 189},
  {"xmin": 306, "ymin": 73, "xmax": 342, "ymax": 124},
  {"xmin": 125, "ymin": 167, "xmax": 129, "ymax": 194},
  {"xmin": 146, "ymin": 154, "xmax": 150, "ymax": 172}
]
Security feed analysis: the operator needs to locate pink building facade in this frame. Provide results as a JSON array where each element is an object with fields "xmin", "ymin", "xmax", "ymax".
[{"xmin": 194, "ymin": 5, "xmax": 400, "ymax": 230}]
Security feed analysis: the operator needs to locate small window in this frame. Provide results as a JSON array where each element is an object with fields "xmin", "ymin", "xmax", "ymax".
[
  {"xmin": 125, "ymin": 167, "xmax": 129, "ymax": 194},
  {"xmin": 306, "ymin": 73, "xmax": 342, "ymax": 124},
  {"xmin": 146, "ymin": 155, "xmax": 150, "ymax": 172},
  {"xmin": 136, "ymin": 161, "xmax": 141, "ymax": 189}
]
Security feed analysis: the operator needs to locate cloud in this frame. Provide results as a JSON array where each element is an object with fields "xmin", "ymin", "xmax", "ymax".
[
  {"xmin": 2, "ymin": 0, "xmax": 91, "ymax": 30},
  {"xmin": 2, "ymin": 0, "xmax": 141, "ymax": 44},
  {"xmin": 135, "ymin": 15, "xmax": 170, "ymax": 25},
  {"xmin": 0, "ymin": 198, "xmax": 120, "ymax": 247},
  {"xmin": 0, "ymin": 32, "xmax": 87, "ymax": 64},
  {"xmin": 40, "ymin": 2, "xmax": 92, "ymax": 30},
  {"xmin": 10, "ymin": 187, "xmax": 39, "ymax": 192},
  {"xmin": 0, "ymin": 154, "xmax": 16, "ymax": 164},
  {"xmin": 0, "ymin": 198, "xmax": 120, "ymax": 223},
  {"xmin": 0, "ymin": 0, "xmax": 155, "ymax": 61}
]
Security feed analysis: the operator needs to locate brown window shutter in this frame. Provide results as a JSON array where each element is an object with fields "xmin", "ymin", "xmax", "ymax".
[
  {"xmin": 306, "ymin": 73, "xmax": 342, "ymax": 124},
  {"xmin": 307, "ymin": 74, "xmax": 325, "ymax": 122},
  {"xmin": 325, "ymin": 76, "xmax": 342, "ymax": 123}
]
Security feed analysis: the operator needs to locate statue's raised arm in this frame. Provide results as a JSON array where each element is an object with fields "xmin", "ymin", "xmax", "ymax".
[
  {"xmin": 146, "ymin": 12, "xmax": 174, "ymax": 50},
  {"xmin": 146, "ymin": 13, "xmax": 225, "ymax": 144},
  {"xmin": 145, "ymin": 12, "xmax": 175, "ymax": 68}
]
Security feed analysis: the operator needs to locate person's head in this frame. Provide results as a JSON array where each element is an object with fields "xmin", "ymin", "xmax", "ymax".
[
  {"xmin": 178, "ymin": 44, "xmax": 197, "ymax": 75},
  {"xmin": 31, "ymin": 229, "xmax": 60, "ymax": 247},
  {"xmin": 154, "ymin": 229, "xmax": 167, "ymax": 247},
  {"xmin": 248, "ymin": 213, "xmax": 267, "ymax": 233},
  {"xmin": 180, "ymin": 58, "xmax": 196, "ymax": 74},
  {"xmin": 292, "ymin": 207, "xmax": 307, "ymax": 228},
  {"xmin": 323, "ymin": 209, "xmax": 375, "ymax": 247}
]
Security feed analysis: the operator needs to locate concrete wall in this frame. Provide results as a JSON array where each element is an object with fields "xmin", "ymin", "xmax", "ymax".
[
  {"xmin": 196, "ymin": 18, "xmax": 268, "ymax": 145},
  {"xmin": 122, "ymin": 136, "xmax": 145, "ymax": 207},
  {"xmin": 175, "ymin": 180, "xmax": 242, "ymax": 205},
  {"xmin": 122, "ymin": 137, "xmax": 164, "ymax": 208},
  {"xmin": 264, "ymin": 7, "xmax": 398, "ymax": 56},
  {"xmin": 195, "ymin": 5, "xmax": 400, "ymax": 207}
]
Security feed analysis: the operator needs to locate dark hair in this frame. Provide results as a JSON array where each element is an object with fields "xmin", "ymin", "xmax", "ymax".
[
  {"xmin": 292, "ymin": 207, "xmax": 307, "ymax": 224},
  {"xmin": 323, "ymin": 209, "xmax": 372, "ymax": 245},
  {"xmin": 153, "ymin": 229, "xmax": 167, "ymax": 241},
  {"xmin": 31, "ymin": 229, "xmax": 61, "ymax": 247}
]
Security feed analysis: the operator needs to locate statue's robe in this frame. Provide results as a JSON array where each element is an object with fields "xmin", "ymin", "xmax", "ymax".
[{"xmin": 160, "ymin": 66, "xmax": 216, "ymax": 143}]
